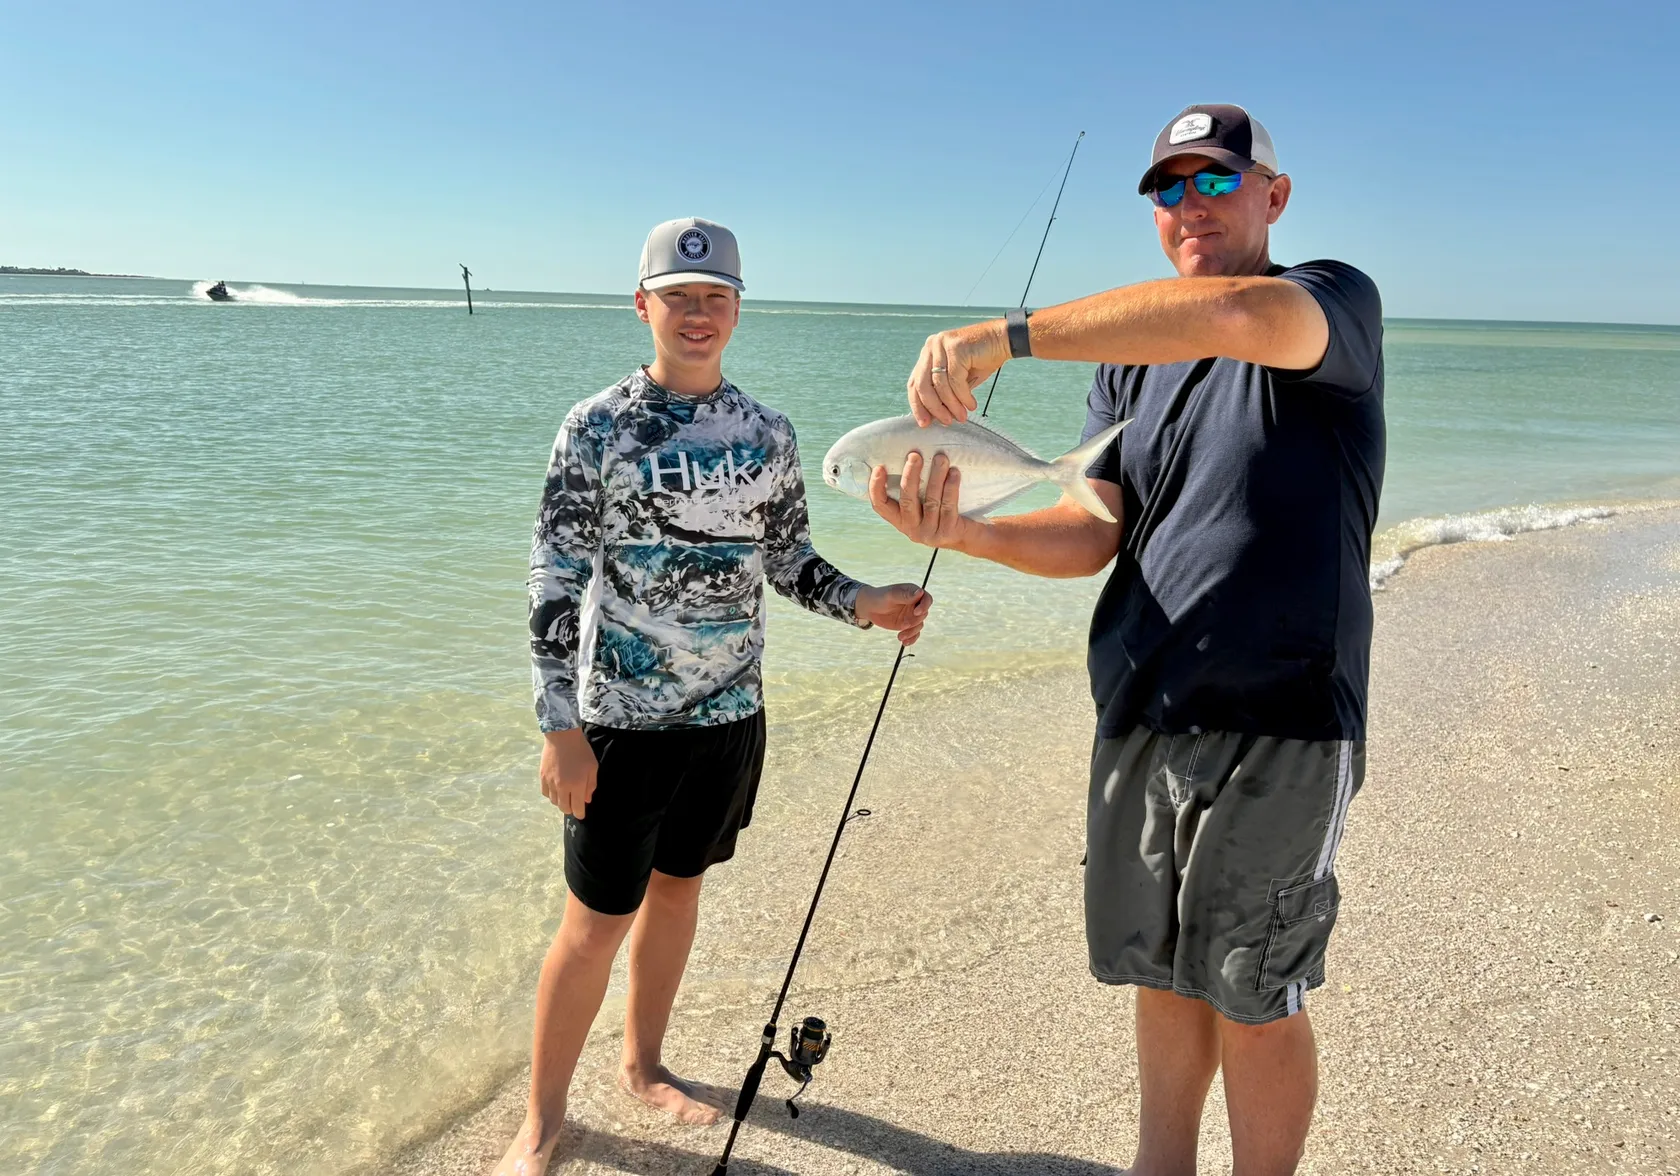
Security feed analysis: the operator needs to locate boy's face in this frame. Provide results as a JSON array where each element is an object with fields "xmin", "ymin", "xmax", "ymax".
[{"xmin": 634, "ymin": 282, "xmax": 740, "ymax": 369}]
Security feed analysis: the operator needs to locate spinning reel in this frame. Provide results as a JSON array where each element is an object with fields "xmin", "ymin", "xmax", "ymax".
[{"xmin": 770, "ymin": 1016, "xmax": 832, "ymax": 1118}]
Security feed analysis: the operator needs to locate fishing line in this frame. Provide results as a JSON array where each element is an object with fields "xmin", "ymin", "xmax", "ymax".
[
  {"xmin": 960, "ymin": 166, "xmax": 1060, "ymax": 307},
  {"xmin": 709, "ymin": 129, "xmax": 1085, "ymax": 1176}
]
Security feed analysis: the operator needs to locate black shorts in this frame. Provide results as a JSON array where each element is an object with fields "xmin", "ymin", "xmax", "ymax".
[{"xmin": 564, "ymin": 711, "xmax": 767, "ymax": 916}]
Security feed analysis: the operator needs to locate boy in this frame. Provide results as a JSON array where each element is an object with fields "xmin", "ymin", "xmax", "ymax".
[{"xmin": 496, "ymin": 218, "xmax": 931, "ymax": 1175}]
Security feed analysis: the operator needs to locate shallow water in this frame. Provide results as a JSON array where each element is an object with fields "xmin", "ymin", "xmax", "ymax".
[{"xmin": 2, "ymin": 276, "xmax": 1677, "ymax": 1173}]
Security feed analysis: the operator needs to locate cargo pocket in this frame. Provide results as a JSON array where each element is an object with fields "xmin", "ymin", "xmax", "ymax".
[{"xmin": 1257, "ymin": 875, "xmax": 1340, "ymax": 990}]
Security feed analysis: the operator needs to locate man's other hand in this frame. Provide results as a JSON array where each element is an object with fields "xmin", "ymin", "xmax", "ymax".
[
  {"xmin": 907, "ymin": 320, "xmax": 1010, "ymax": 425},
  {"xmin": 540, "ymin": 728, "xmax": 598, "ymax": 818},
  {"xmin": 855, "ymin": 582, "xmax": 934, "ymax": 646},
  {"xmin": 869, "ymin": 452, "xmax": 982, "ymax": 553}
]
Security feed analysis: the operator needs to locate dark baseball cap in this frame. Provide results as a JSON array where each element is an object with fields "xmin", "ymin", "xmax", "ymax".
[{"xmin": 1138, "ymin": 104, "xmax": 1279, "ymax": 195}]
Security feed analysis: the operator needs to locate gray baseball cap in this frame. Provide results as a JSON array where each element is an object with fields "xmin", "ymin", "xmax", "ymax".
[{"xmin": 638, "ymin": 217, "xmax": 744, "ymax": 292}]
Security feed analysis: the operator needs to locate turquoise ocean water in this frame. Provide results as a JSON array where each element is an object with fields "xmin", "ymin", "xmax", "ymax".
[{"xmin": 3, "ymin": 275, "xmax": 1678, "ymax": 1174}]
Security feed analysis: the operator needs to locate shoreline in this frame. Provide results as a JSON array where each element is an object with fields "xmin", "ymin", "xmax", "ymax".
[
  {"xmin": 0, "ymin": 267, "xmax": 152, "ymax": 278},
  {"xmin": 380, "ymin": 508, "xmax": 1680, "ymax": 1175},
  {"xmin": 1368, "ymin": 495, "xmax": 1680, "ymax": 588}
]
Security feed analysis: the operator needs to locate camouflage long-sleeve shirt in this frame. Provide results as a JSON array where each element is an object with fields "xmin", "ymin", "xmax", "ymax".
[{"xmin": 528, "ymin": 368, "xmax": 864, "ymax": 732}]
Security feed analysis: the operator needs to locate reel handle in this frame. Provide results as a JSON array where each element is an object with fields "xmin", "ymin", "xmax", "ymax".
[{"xmin": 786, "ymin": 1078, "xmax": 810, "ymax": 1119}]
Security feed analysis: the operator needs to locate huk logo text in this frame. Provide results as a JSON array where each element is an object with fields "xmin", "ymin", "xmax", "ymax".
[{"xmin": 645, "ymin": 450, "xmax": 761, "ymax": 492}]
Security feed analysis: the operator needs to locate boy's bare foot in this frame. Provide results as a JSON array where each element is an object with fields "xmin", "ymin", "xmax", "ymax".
[
  {"xmin": 490, "ymin": 1112, "xmax": 565, "ymax": 1176},
  {"xmin": 618, "ymin": 1063, "xmax": 722, "ymax": 1125}
]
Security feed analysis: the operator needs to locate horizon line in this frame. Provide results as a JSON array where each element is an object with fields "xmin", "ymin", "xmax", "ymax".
[{"xmin": 5, "ymin": 270, "xmax": 1678, "ymax": 330}]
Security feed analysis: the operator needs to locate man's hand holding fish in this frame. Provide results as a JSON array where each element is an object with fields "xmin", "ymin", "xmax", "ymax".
[
  {"xmin": 866, "ymin": 451, "xmax": 973, "ymax": 549},
  {"xmin": 907, "ymin": 320, "xmax": 1009, "ymax": 426},
  {"xmin": 864, "ymin": 447, "xmax": 1125, "ymax": 578}
]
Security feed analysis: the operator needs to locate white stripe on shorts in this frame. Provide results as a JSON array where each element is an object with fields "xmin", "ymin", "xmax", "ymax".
[
  {"xmin": 1313, "ymin": 740, "xmax": 1355, "ymax": 882},
  {"xmin": 1286, "ymin": 981, "xmax": 1302, "ymax": 1016}
]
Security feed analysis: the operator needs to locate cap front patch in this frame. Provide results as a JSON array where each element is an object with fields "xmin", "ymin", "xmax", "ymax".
[
  {"xmin": 677, "ymin": 228, "xmax": 712, "ymax": 263},
  {"xmin": 1168, "ymin": 113, "xmax": 1215, "ymax": 144}
]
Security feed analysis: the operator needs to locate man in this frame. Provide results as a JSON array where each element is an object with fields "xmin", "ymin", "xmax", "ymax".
[
  {"xmin": 870, "ymin": 106, "xmax": 1384, "ymax": 1175},
  {"xmin": 497, "ymin": 218, "xmax": 932, "ymax": 1176}
]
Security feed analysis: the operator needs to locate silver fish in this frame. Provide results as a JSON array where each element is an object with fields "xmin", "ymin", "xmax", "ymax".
[{"xmin": 821, "ymin": 415, "xmax": 1129, "ymax": 522}]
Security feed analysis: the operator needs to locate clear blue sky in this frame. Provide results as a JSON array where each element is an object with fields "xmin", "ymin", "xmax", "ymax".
[{"xmin": 5, "ymin": 2, "xmax": 1675, "ymax": 321}]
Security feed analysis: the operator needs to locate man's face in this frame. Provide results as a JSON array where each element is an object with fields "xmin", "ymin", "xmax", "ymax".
[
  {"xmin": 634, "ymin": 282, "xmax": 740, "ymax": 367},
  {"xmin": 1152, "ymin": 154, "xmax": 1291, "ymax": 277}
]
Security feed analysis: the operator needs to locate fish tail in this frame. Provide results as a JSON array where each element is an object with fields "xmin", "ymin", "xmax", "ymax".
[{"xmin": 1048, "ymin": 419, "xmax": 1130, "ymax": 523}]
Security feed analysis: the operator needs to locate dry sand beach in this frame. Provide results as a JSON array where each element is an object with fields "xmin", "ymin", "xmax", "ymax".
[{"xmin": 390, "ymin": 508, "xmax": 1680, "ymax": 1176}]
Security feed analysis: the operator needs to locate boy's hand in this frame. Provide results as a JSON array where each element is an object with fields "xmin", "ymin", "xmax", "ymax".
[
  {"xmin": 540, "ymin": 728, "xmax": 599, "ymax": 818},
  {"xmin": 855, "ymin": 583, "xmax": 934, "ymax": 646}
]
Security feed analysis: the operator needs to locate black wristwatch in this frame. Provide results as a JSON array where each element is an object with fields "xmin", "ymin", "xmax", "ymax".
[{"xmin": 1005, "ymin": 307, "xmax": 1033, "ymax": 359}]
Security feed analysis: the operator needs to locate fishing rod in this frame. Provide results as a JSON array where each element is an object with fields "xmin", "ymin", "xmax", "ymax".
[{"xmin": 709, "ymin": 129, "xmax": 1086, "ymax": 1176}]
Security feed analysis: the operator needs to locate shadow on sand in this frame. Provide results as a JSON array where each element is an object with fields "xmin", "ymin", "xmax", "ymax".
[{"xmin": 560, "ymin": 1096, "xmax": 1127, "ymax": 1175}]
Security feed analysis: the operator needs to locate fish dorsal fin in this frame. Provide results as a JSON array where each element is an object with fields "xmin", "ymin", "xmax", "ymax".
[{"xmin": 965, "ymin": 416, "xmax": 1038, "ymax": 459}]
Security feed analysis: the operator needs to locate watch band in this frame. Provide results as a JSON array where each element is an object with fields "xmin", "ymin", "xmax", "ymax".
[{"xmin": 1005, "ymin": 307, "xmax": 1033, "ymax": 359}]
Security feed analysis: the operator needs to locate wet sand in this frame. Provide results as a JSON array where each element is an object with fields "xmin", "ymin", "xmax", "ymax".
[{"xmin": 386, "ymin": 507, "xmax": 1680, "ymax": 1175}]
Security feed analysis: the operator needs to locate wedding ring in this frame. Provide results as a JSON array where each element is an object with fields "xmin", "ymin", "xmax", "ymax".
[{"xmin": 931, "ymin": 366, "xmax": 946, "ymax": 374}]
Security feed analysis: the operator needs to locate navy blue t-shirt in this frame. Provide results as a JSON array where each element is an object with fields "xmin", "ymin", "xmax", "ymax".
[{"xmin": 1081, "ymin": 259, "xmax": 1385, "ymax": 741}]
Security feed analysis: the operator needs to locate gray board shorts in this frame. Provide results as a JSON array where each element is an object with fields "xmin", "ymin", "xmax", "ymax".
[{"xmin": 1086, "ymin": 729, "xmax": 1364, "ymax": 1025}]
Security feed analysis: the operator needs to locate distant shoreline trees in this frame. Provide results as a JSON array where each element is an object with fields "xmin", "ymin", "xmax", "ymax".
[{"xmin": 1, "ymin": 266, "xmax": 93, "ymax": 276}]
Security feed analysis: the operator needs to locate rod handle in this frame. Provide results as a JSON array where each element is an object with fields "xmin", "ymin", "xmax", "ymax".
[{"xmin": 730, "ymin": 1047, "xmax": 771, "ymax": 1122}]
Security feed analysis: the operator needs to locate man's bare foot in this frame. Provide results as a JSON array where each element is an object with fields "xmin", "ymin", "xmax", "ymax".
[
  {"xmin": 618, "ymin": 1063, "xmax": 722, "ymax": 1125},
  {"xmin": 490, "ymin": 1112, "xmax": 565, "ymax": 1176}
]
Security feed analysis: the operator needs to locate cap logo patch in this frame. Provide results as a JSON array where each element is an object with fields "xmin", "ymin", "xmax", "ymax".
[
  {"xmin": 1168, "ymin": 113, "xmax": 1215, "ymax": 144},
  {"xmin": 676, "ymin": 228, "xmax": 711, "ymax": 263}
]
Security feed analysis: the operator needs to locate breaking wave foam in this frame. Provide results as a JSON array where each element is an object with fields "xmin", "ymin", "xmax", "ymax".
[{"xmin": 1369, "ymin": 502, "xmax": 1629, "ymax": 589}]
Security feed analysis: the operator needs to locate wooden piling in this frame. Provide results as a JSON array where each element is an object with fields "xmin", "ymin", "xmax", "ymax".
[{"xmin": 460, "ymin": 264, "xmax": 473, "ymax": 315}]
